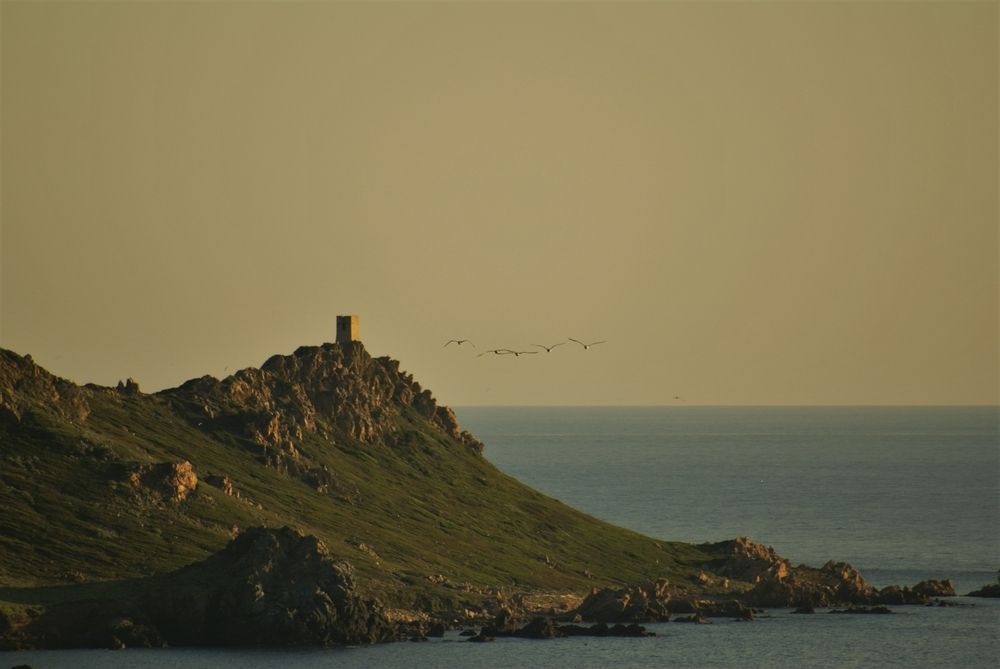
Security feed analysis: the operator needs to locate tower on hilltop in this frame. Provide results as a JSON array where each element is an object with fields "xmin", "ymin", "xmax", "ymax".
[{"xmin": 336, "ymin": 315, "xmax": 360, "ymax": 344}]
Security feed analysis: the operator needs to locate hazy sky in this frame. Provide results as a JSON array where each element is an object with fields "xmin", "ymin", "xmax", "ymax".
[{"xmin": 2, "ymin": 1, "xmax": 997, "ymax": 406}]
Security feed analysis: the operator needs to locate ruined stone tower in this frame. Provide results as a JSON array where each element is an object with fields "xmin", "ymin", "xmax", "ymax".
[{"xmin": 336, "ymin": 315, "xmax": 360, "ymax": 344}]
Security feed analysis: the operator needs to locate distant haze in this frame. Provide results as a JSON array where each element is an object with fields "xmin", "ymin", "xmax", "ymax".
[{"xmin": 2, "ymin": 2, "xmax": 996, "ymax": 406}]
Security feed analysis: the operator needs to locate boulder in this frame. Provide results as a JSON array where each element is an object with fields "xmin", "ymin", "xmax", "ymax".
[{"xmin": 127, "ymin": 461, "xmax": 198, "ymax": 503}]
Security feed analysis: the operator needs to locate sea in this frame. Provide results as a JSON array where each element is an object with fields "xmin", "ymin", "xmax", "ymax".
[{"xmin": 4, "ymin": 406, "xmax": 998, "ymax": 668}]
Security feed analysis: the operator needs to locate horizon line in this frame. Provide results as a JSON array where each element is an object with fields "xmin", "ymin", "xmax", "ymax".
[{"xmin": 451, "ymin": 403, "xmax": 1000, "ymax": 409}]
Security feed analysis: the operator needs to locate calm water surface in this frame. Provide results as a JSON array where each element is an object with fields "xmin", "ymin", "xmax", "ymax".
[{"xmin": 5, "ymin": 407, "xmax": 998, "ymax": 668}]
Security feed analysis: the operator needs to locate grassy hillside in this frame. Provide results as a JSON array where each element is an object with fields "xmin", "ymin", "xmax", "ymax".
[{"xmin": 0, "ymin": 344, "xmax": 717, "ymax": 611}]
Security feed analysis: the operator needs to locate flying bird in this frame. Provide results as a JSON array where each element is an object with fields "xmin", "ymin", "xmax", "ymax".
[
  {"xmin": 569, "ymin": 338, "xmax": 607, "ymax": 350},
  {"xmin": 477, "ymin": 348, "xmax": 511, "ymax": 357},
  {"xmin": 501, "ymin": 350, "xmax": 539, "ymax": 357},
  {"xmin": 532, "ymin": 343, "xmax": 566, "ymax": 353},
  {"xmin": 444, "ymin": 339, "xmax": 475, "ymax": 347}
]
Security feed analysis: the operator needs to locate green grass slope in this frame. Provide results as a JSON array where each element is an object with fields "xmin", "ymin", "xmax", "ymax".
[{"xmin": 0, "ymin": 344, "xmax": 717, "ymax": 610}]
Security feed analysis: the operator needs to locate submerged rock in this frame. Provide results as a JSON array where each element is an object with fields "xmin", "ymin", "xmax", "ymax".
[{"xmin": 828, "ymin": 606, "xmax": 893, "ymax": 614}]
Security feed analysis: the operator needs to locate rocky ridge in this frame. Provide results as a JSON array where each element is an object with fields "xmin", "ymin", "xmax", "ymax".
[{"xmin": 160, "ymin": 342, "xmax": 483, "ymax": 479}]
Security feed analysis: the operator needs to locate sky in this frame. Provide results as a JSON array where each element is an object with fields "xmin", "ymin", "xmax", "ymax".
[{"xmin": 1, "ymin": 1, "xmax": 997, "ymax": 406}]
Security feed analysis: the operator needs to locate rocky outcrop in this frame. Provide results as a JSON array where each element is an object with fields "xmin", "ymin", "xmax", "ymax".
[
  {"xmin": 0, "ymin": 350, "xmax": 91, "ymax": 423},
  {"xmin": 5, "ymin": 527, "xmax": 393, "ymax": 649},
  {"xmin": 115, "ymin": 378, "xmax": 141, "ymax": 396},
  {"xmin": 967, "ymin": 582, "xmax": 1000, "ymax": 598},
  {"xmin": 160, "ymin": 342, "xmax": 484, "ymax": 484},
  {"xmin": 875, "ymin": 579, "xmax": 956, "ymax": 605},
  {"xmin": 146, "ymin": 527, "xmax": 392, "ymax": 646},
  {"xmin": 126, "ymin": 461, "xmax": 198, "ymax": 503},
  {"xmin": 574, "ymin": 579, "xmax": 672, "ymax": 623},
  {"xmin": 712, "ymin": 537, "xmax": 790, "ymax": 583}
]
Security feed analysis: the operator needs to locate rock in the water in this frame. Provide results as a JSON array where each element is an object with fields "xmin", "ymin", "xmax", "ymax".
[
  {"xmin": 911, "ymin": 579, "xmax": 955, "ymax": 599},
  {"xmin": 467, "ymin": 632, "xmax": 495, "ymax": 642},
  {"xmin": 876, "ymin": 579, "xmax": 956, "ymax": 605},
  {"xmin": 574, "ymin": 579, "xmax": 671, "ymax": 623},
  {"xmin": 673, "ymin": 613, "xmax": 711, "ymax": 624},
  {"xmin": 513, "ymin": 617, "xmax": 562, "ymax": 639},
  {"xmin": 967, "ymin": 584, "xmax": 1000, "ymax": 598}
]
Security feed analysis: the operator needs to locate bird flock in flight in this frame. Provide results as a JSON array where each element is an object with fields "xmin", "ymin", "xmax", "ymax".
[{"xmin": 443, "ymin": 338, "xmax": 607, "ymax": 357}]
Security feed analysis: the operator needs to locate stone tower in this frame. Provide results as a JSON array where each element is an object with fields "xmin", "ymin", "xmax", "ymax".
[{"xmin": 336, "ymin": 315, "xmax": 360, "ymax": 344}]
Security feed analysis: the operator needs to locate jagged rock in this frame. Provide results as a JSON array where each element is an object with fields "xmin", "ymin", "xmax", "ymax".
[
  {"xmin": 709, "ymin": 537, "xmax": 790, "ymax": 583},
  {"xmin": 459, "ymin": 430, "xmax": 486, "ymax": 454},
  {"xmin": 116, "ymin": 378, "xmax": 140, "ymax": 397},
  {"xmin": 0, "ymin": 349, "xmax": 90, "ymax": 423},
  {"xmin": 875, "ymin": 580, "xmax": 954, "ymax": 605},
  {"xmin": 910, "ymin": 579, "xmax": 955, "ymax": 599},
  {"xmin": 127, "ymin": 461, "xmax": 198, "ymax": 502},
  {"xmin": 205, "ymin": 474, "xmax": 235, "ymax": 496},
  {"xmin": 574, "ymin": 579, "xmax": 671, "ymax": 623},
  {"xmin": 160, "ymin": 342, "xmax": 485, "ymax": 487}
]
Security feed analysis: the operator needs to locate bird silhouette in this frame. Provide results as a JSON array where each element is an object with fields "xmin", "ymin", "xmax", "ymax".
[
  {"xmin": 569, "ymin": 338, "xmax": 607, "ymax": 350},
  {"xmin": 500, "ymin": 350, "xmax": 538, "ymax": 357},
  {"xmin": 477, "ymin": 348, "xmax": 511, "ymax": 357},
  {"xmin": 444, "ymin": 339, "xmax": 475, "ymax": 347},
  {"xmin": 532, "ymin": 343, "xmax": 566, "ymax": 353}
]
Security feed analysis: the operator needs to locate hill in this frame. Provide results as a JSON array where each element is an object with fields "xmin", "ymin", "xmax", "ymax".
[
  {"xmin": 1, "ymin": 342, "xmax": 951, "ymax": 647},
  {"xmin": 0, "ymin": 342, "xmax": 711, "ymax": 606}
]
